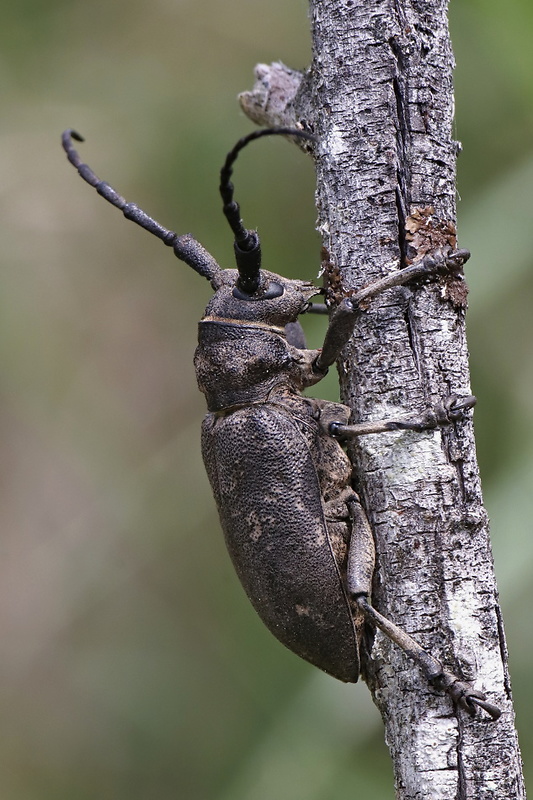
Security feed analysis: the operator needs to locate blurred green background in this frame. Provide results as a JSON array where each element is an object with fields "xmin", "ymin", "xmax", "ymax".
[{"xmin": 1, "ymin": 1, "xmax": 532, "ymax": 797}]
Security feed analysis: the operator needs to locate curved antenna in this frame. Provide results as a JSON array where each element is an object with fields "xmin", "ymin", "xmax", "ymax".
[
  {"xmin": 219, "ymin": 127, "xmax": 316, "ymax": 295},
  {"xmin": 61, "ymin": 130, "xmax": 221, "ymax": 282}
]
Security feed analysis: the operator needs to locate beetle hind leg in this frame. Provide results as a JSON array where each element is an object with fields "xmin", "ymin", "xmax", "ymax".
[
  {"xmin": 346, "ymin": 497, "xmax": 501, "ymax": 721},
  {"xmin": 355, "ymin": 596, "xmax": 501, "ymax": 720},
  {"xmin": 346, "ymin": 495, "xmax": 375, "ymax": 597}
]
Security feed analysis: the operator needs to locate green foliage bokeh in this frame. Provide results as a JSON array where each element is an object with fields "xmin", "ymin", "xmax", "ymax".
[{"xmin": 0, "ymin": 1, "xmax": 532, "ymax": 797}]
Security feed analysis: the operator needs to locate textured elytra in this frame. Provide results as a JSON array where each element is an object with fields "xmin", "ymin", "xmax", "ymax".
[{"xmin": 201, "ymin": 397, "xmax": 360, "ymax": 682}]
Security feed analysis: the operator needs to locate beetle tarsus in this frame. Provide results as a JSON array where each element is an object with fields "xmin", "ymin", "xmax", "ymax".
[
  {"xmin": 444, "ymin": 680, "xmax": 502, "ymax": 721},
  {"xmin": 441, "ymin": 392, "xmax": 477, "ymax": 420},
  {"xmin": 465, "ymin": 695, "xmax": 502, "ymax": 721}
]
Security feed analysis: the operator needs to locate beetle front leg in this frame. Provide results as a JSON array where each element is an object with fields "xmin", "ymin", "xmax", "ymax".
[
  {"xmin": 346, "ymin": 496, "xmax": 501, "ymax": 720},
  {"xmin": 313, "ymin": 248, "xmax": 469, "ymax": 373},
  {"xmin": 330, "ymin": 394, "xmax": 476, "ymax": 439}
]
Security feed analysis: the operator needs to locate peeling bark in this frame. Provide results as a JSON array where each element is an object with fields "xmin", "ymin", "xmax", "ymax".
[{"xmin": 240, "ymin": 1, "xmax": 526, "ymax": 798}]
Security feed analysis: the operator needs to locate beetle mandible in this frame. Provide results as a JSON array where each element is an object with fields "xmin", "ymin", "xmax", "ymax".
[{"xmin": 62, "ymin": 126, "xmax": 500, "ymax": 721}]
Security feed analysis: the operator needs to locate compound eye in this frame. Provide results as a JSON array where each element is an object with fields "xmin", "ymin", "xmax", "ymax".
[
  {"xmin": 263, "ymin": 282, "xmax": 284, "ymax": 299},
  {"xmin": 232, "ymin": 281, "xmax": 284, "ymax": 301}
]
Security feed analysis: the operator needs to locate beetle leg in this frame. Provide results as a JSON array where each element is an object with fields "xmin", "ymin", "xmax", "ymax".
[
  {"xmin": 330, "ymin": 394, "xmax": 476, "ymax": 439},
  {"xmin": 313, "ymin": 249, "xmax": 470, "ymax": 373},
  {"xmin": 306, "ymin": 303, "xmax": 329, "ymax": 315},
  {"xmin": 356, "ymin": 596, "xmax": 501, "ymax": 721},
  {"xmin": 285, "ymin": 320, "xmax": 307, "ymax": 349},
  {"xmin": 346, "ymin": 500, "xmax": 500, "ymax": 719},
  {"xmin": 346, "ymin": 495, "xmax": 375, "ymax": 597},
  {"xmin": 346, "ymin": 497, "xmax": 500, "ymax": 720}
]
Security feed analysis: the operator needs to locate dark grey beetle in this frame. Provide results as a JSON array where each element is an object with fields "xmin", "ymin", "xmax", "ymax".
[{"xmin": 62, "ymin": 127, "xmax": 500, "ymax": 721}]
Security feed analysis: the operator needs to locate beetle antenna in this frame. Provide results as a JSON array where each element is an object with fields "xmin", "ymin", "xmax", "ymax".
[
  {"xmin": 219, "ymin": 127, "xmax": 316, "ymax": 295},
  {"xmin": 61, "ymin": 129, "xmax": 221, "ymax": 282}
]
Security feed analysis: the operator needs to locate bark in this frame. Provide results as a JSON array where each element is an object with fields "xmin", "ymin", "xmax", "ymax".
[{"xmin": 240, "ymin": 2, "xmax": 526, "ymax": 798}]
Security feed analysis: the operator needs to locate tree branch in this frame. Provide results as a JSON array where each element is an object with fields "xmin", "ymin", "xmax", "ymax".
[{"xmin": 241, "ymin": 1, "xmax": 526, "ymax": 797}]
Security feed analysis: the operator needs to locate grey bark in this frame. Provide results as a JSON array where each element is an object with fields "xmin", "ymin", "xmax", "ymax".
[{"xmin": 240, "ymin": 2, "xmax": 526, "ymax": 799}]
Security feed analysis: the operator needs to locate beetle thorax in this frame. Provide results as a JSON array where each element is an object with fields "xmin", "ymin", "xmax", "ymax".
[{"xmin": 194, "ymin": 321, "xmax": 303, "ymax": 413}]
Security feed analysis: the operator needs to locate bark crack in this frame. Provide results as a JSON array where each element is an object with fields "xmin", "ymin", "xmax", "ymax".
[
  {"xmin": 403, "ymin": 295, "xmax": 422, "ymax": 380},
  {"xmin": 495, "ymin": 603, "xmax": 513, "ymax": 700},
  {"xmin": 456, "ymin": 718, "xmax": 468, "ymax": 800},
  {"xmin": 389, "ymin": 29, "xmax": 411, "ymax": 265}
]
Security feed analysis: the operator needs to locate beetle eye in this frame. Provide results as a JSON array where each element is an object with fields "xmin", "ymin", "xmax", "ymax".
[
  {"xmin": 232, "ymin": 282, "xmax": 284, "ymax": 301},
  {"xmin": 263, "ymin": 282, "xmax": 284, "ymax": 299}
]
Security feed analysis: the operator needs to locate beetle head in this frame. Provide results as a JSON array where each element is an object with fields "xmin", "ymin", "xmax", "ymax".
[{"xmin": 207, "ymin": 268, "xmax": 319, "ymax": 328}]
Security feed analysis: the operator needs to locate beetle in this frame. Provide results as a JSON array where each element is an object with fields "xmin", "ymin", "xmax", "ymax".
[{"xmin": 62, "ymin": 126, "xmax": 500, "ymax": 720}]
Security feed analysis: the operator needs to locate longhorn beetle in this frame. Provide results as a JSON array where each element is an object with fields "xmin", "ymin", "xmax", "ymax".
[{"xmin": 62, "ymin": 127, "xmax": 500, "ymax": 721}]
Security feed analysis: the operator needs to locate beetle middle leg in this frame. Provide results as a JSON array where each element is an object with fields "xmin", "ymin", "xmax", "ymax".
[{"xmin": 330, "ymin": 393, "xmax": 477, "ymax": 439}]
